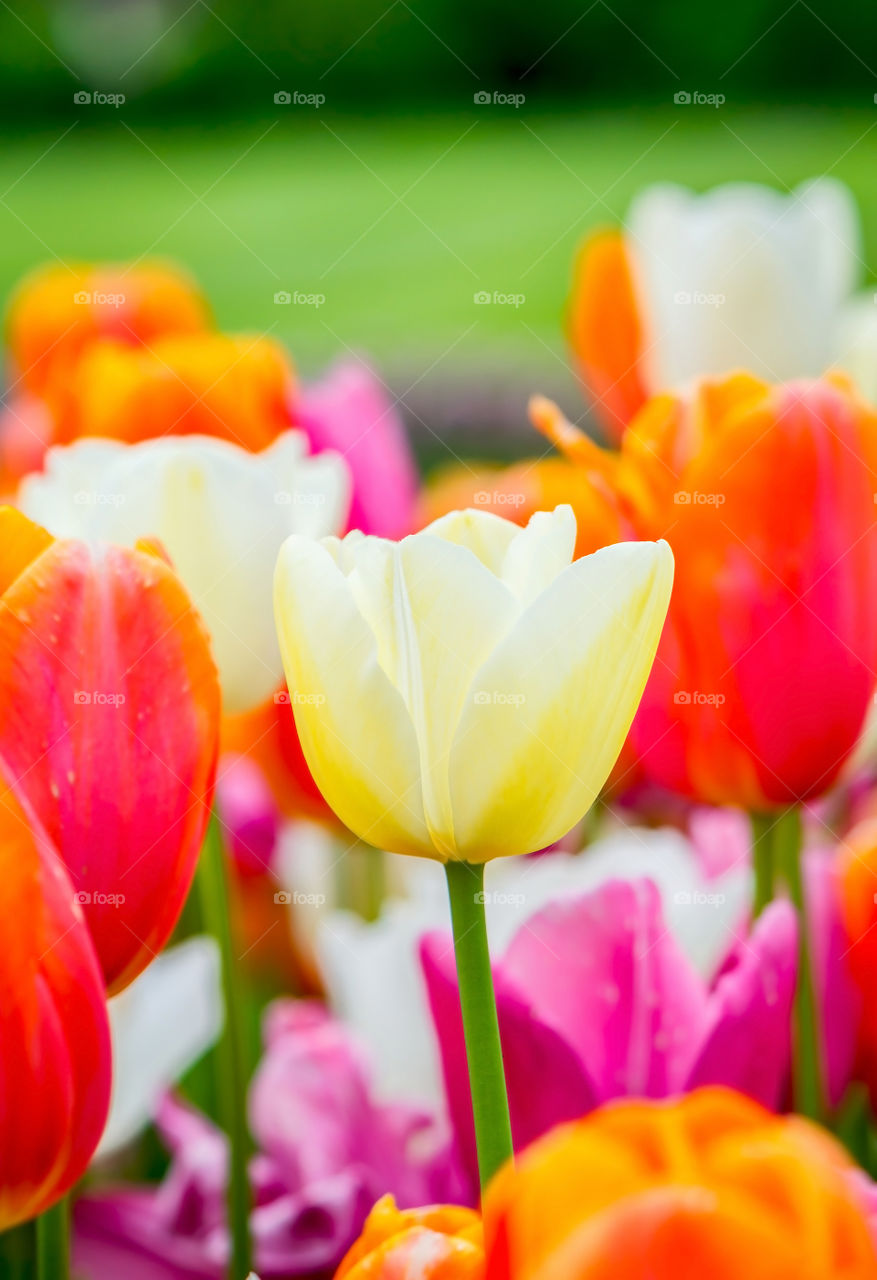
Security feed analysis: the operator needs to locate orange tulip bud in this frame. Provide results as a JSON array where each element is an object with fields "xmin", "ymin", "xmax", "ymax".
[
  {"xmin": 483, "ymin": 1087, "xmax": 877, "ymax": 1280},
  {"xmin": 336, "ymin": 1195, "xmax": 483, "ymax": 1280},
  {"xmin": 6, "ymin": 260, "xmax": 210, "ymax": 398}
]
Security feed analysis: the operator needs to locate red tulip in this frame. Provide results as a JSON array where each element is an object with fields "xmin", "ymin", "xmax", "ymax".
[
  {"xmin": 0, "ymin": 760, "xmax": 111, "ymax": 1228},
  {"xmin": 0, "ymin": 509, "xmax": 220, "ymax": 993}
]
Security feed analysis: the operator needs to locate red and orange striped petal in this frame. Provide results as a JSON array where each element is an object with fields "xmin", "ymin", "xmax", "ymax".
[{"xmin": 0, "ymin": 515, "xmax": 221, "ymax": 993}]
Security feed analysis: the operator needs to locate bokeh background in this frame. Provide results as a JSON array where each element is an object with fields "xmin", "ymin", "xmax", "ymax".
[{"xmin": 4, "ymin": 0, "xmax": 877, "ymax": 459}]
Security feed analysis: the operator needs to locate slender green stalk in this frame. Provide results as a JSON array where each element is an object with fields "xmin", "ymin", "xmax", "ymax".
[
  {"xmin": 750, "ymin": 811, "xmax": 776, "ymax": 917},
  {"xmin": 444, "ymin": 861, "xmax": 513, "ymax": 1191},
  {"xmin": 36, "ymin": 1199, "xmax": 68, "ymax": 1280},
  {"xmin": 197, "ymin": 817, "xmax": 252, "ymax": 1279},
  {"xmin": 774, "ymin": 806, "xmax": 824, "ymax": 1121}
]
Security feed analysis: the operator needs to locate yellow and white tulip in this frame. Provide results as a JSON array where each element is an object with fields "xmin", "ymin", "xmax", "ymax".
[{"xmin": 273, "ymin": 505, "xmax": 673, "ymax": 862}]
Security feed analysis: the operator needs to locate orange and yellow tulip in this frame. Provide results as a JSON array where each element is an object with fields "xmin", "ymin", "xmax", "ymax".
[
  {"xmin": 483, "ymin": 1087, "xmax": 877, "ymax": 1280},
  {"xmin": 0, "ymin": 761, "xmax": 111, "ymax": 1228},
  {"xmin": 0, "ymin": 509, "xmax": 220, "ymax": 993},
  {"xmin": 336, "ymin": 1195, "xmax": 483, "ymax": 1280}
]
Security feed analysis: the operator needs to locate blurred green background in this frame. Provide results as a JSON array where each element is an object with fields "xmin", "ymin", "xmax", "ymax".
[{"xmin": 3, "ymin": 1, "xmax": 877, "ymax": 438}]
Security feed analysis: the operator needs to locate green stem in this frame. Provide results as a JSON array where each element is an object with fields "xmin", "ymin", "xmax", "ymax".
[
  {"xmin": 774, "ymin": 806, "xmax": 824, "ymax": 1122},
  {"xmin": 444, "ymin": 861, "xmax": 513, "ymax": 1191},
  {"xmin": 750, "ymin": 812, "xmax": 776, "ymax": 917},
  {"xmin": 197, "ymin": 817, "xmax": 252, "ymax": 1280},
  {"xmin": 36, "ymin": 1199, "xmax": 68, "ymax": 1280}
]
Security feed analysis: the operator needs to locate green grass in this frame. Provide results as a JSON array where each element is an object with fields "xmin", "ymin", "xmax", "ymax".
[{"xmin": 1, "ymin": 106, "xmax": 876, "ymax": 382}]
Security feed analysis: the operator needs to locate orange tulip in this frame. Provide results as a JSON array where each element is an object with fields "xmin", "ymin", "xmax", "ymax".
[
  {"xmin": 0, "ymin": 508, "xmax": 220, "ymax": 993},
  {"xmin": 424, "ymin": 373, "xmax": 877, "ymax": 810},
  {"xmin": 0, "ymin": 760, "xmax": 111, "ymax": 1228},
  {"xmin": 483, "ymin": 1087, "xmax": 877, "ymax": 1280},
  {"xmin": 1, "ymin": 260, "xmax": 211, "ymax": 489},
  {"xmin": 336, "ymin": 1195, "xmax": 483, "ymax": 1280},
  {"xmin": 55, "ymin": 332, "xmax": 296, "ymax": 450},
  {"xmin": 5, "ymin": 259, "xmax": 210, "ymax": 398}
]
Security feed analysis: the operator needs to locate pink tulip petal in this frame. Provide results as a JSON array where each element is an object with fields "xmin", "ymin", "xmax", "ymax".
[
  {"xmin": 501, "ymin": 880, "xmax": 709, "ymax": 1099},
  {"xmin": 684, "ymin": 899, "xmax": 797, "ymax": 1107}
]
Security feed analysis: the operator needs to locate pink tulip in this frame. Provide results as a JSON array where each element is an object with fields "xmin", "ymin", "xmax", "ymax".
[
  {"xmin": 296, "ymin": 359, "xmax": 418, "ymax": 539},
  {"xmin": 422, "ymin": 878, "xmax": 797, "ymax": 1192},
  {"xmin": 74, "ymin": 1003, "xmax": 466, "ymax": 1278}
]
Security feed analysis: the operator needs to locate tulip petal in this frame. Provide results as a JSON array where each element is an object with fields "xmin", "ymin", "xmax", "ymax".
[
  {"xmin": 501, "ymin": 880, "xmax": 709, "ymax": 1099},
  {"xmin": 0, "ymin": 535, "xmax": 220, "ymax": 992},
  {"xmin": 449, "ymin": 540, "xmax": 673, "ymax": 859},
  {"xmin": 684, "ymin": 900, "xmax": 797, "ymax": 1107},
  {"xmin": 274, "ymin": 535, "xmax": 431, "ymax": 856},
  {"xmin": 0, "ymin": 761, "xmax": 111, "ymax": 1227}
]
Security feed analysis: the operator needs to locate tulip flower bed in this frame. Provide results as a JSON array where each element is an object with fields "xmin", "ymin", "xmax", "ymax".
[{"xmin": 6, "ymin": 169, "xmax": 877, "ymax": 1280}]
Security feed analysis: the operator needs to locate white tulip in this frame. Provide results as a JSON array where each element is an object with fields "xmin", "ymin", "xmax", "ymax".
[
  {"xmin": 20, "ymin": 431, "xmax": 349, "ymax": 712},
  {"xmin": 96, "ymin": 936, "xmax": 223, "ymax": 1160},
  {"xmin": 623, "ymin": 178, "xmax": 865, "ymax": 389}
]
